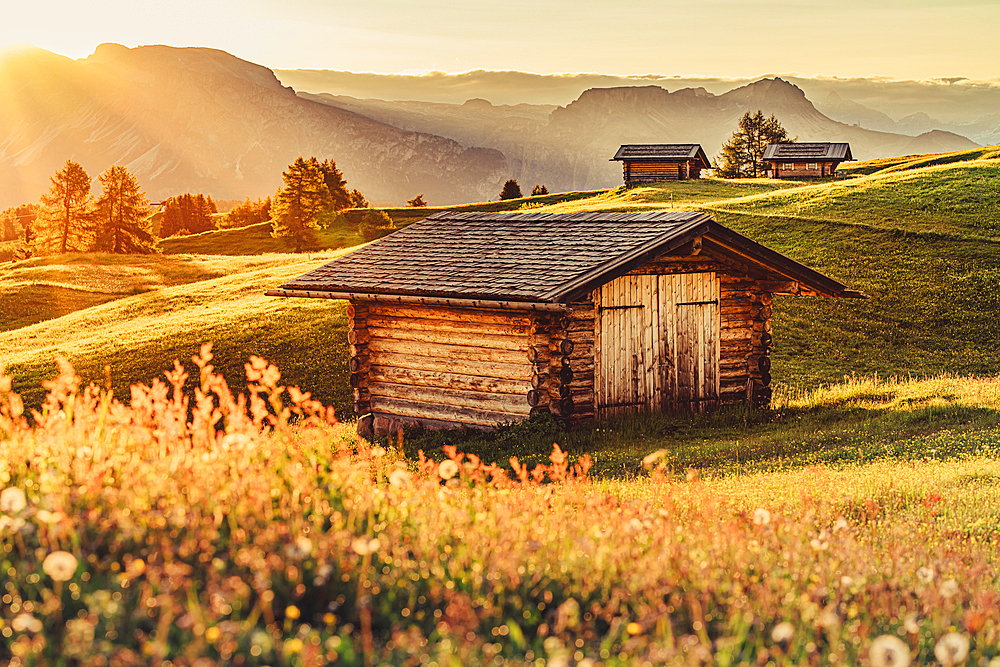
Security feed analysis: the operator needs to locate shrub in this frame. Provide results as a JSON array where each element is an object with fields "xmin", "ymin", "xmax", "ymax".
[{"xmin": 358, "ymin": 209, "xmax": 395, "ymax": 241}]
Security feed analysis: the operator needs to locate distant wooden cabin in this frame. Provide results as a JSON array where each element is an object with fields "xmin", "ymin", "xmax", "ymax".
[
  {"xmin": 267, "ymin": 211, "xmax": 865, "ymax": 436},
  {"xmin": 764, "ymin": 143, "xmax": 854, "ymax": 178},
  {"xmin": 612, "ymin": 144, "xmax": 711, "ymax": 185}
]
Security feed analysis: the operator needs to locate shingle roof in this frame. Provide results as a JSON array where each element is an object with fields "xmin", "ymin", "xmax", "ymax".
[
  {"xmin": 272, "ymin": 211, "xmax": 864, "ymax": 303},
  {"xmin": 763, "ymin": 143, "xmax": 853, "ymax": 161},
  {"xmin": 612, "ymin": 144, "xmax": 710, "ymax": 167}
]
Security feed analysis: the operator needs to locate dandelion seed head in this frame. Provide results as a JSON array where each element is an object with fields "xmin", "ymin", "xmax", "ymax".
[
  {"xmin": 0, "ymin": 487, "xmax": 26, "ymax": 513},
  {"xmin": 939, "ymin": 578, "xmax": 959, "ymax": 598},
  {"xmin": 869, "ymin": 634, "xmax": 911, "ymax": 667},
  {"xmin": 771, "ymin": 621, "xmax": 795, "ymax": 644},
  {"xmin": 388, "ymin": 468, "xmax": 410, "ymax": 488},
  {"xmin": 903, "ymin": 612, "xmax": 920, "ymax": 634},
  {"xmin": 42, "ymin": 550, "xmax": 78, "ymax": 581},
  {"xmin": 934, "ymin": 632, "xmax": 970, "ymax": 666},
  {"xmin": 438, "ymin": 460, "xmax": 459, "ymax": 480},
  {"xmin": 753, "ymin": 508, "xmax": 771, "ymax": 525},
  {"xmin": 916, "ymin": 566, "xmax": 935, "ymax": 584},
  {"xmin": 833, "ymin": 517, "xmax": 849, "ymax": 532}
]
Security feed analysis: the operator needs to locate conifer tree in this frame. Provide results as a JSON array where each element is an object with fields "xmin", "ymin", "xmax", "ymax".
[
  {"xmin": 35, "ymin": 160, "xmax": 93, "ymax": 254},
  {"xmin": 499, "ymin": 179, "xmax": 522, "ymax": 200},
  {"xmin": 93, "ymin": 165, "xmax": 156, "ymax": 254},
  {"xmin": 714, "ymin": 111, "xmax": 790, "ymax": 178},
  {"xmin": 406, "ymin": 194, "xmax": 428, "ymax": 207},
  {"xmin": 271, "ymin": 157, "xmax": 332, "ymax": 252},
  {"xmin": 530, "ymin": 184, "xmax": 549, "ymax": 196}
]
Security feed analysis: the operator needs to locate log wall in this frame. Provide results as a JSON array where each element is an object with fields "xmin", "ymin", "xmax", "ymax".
[
  {"xmin": 350, "ymin": 302, "xmax": 537, "ymax": 434},
  {"xmin": 623, "ymin": 160, "xmax": 701, "ymax": 184},
  {"xmin": 769, "ymin": 161, "xmax": 841, "ymax": 178}
]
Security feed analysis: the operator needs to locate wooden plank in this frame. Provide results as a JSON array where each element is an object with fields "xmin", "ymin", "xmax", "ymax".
[
  {"xmin": 369, "ymin": 365, "xmax": 532, "ymax": 395},
  {"xmin": 369, "ymin": 382, "xmax": 531, "ymax": 415},
  {"xmin": 367, "ymin": 337, "xmax": 528, "ymax": 364},
  {"xmin": 366, "ymin": 351, "xmax": 532, "ymax": 381},
  {"xmin": 370, "ymin": 397, "xmax": 527, "ymax": 428},
  {"xmin": 366, "ymin": 315, "xmax": 532, "ymax": 337},
  {"xmin": 368, "ymin": 327, "xmax": 526, "ymax": 350},
  {"xmin": 368, "ymin": 303, "xmax": 533, "ymax": 326}
]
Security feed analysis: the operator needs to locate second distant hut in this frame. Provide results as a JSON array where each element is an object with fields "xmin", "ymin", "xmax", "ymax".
[
  {"xmin": 612, "ymin": 144, "xmax": 711, "ymax": 185},
  {"xmin": 764, "ymin": 143, "xmax": 854, "ymax": 178}
]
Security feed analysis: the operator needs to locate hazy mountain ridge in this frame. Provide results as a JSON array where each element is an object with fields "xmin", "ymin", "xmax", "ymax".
[
  {"xmin": 276, "ymin": 68, "xmax": 1000, "ymax": 140},
  {"xmin": 0, "ymin": 44, "xmax": 507, "ymax": 209},
  {"xmin": 305, "ymin": 78, "xmax": 978, "ymax": 193}
]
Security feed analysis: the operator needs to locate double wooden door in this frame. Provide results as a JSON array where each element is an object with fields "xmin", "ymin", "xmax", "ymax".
[{"xmin": 595, "ymin": 272, "xmax": 720, "ymax": 418}]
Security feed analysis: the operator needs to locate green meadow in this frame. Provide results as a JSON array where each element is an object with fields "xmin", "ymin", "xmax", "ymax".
[{"xmin": 4, "ymin": 146, "xmax": 1000, "ymax": 666}]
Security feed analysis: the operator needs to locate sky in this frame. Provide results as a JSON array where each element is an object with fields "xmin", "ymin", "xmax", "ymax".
[{"xmin": 1, "ymin": 0, "xmax": 998, "ymax": 81}]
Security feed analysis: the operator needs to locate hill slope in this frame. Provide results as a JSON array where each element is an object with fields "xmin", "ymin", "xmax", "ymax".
[
  {"xmin": 0, "ymin": 44, "xmax": 507, "ymax": 209},
  {"xmin": 3, "ymin": 155, "xmax": 999, "ymax": 420}
]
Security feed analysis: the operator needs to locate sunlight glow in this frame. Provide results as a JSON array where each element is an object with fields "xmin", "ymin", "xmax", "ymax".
[{"xmin": 0, "ymin": 0, "xmax": 997, "ymax": 79}]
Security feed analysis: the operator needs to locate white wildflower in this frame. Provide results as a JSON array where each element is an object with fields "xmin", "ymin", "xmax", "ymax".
[
  {"xmin": 753, "ymin": 508, "xmax": 771, "ymax": 526},
  {"xmin": 0, "ymin": 487, "xmax": 26, "ymax": 513},
  {"xmin": 934, "ymin": 632, "xmax": 970, "ymax": 666},
  {"xmin": 869, "ymin": 634, "xmax": 911, "ymax": 667},
  {"xmin": 771, "ymin": 621, "xmax": 795, "ymax": 644},
  {"xmin": 42, "ymin": 550, "xmax": 78, "ymax": 581}
]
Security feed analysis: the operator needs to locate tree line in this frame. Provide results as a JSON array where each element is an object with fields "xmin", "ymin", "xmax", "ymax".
[{"xmin": 2, "ymin": 155, "xmax": 379, "ymax": 258}]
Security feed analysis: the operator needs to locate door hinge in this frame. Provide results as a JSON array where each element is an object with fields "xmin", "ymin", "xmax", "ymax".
[
  {"xmin": 676, "ymin": 299, "xmax": 719, "ymax": 306},
  {"xmin": 598, "ymin": 304, "xmax": 645, "ymax": 313}
]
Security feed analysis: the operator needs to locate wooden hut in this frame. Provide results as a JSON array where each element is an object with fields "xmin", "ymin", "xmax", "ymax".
[
  {"xmin": 764, "ymin": 142, "xmax": 853, "ymax": 178},
  {"xmin": 267, "ymin": 211, "xmax": 865, "ymax": 435},
  {"xmin": 611, "ymin": 144, "xmax": 711, "ymax": 185}
]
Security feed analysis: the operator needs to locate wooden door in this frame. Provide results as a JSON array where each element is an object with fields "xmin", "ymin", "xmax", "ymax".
[{"xmin": 596, "ymin": 272, "xmax": 719, "ymax": 419}]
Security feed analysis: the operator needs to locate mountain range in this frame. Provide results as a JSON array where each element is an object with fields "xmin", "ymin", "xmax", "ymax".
[
  {"xmin": 0, "ymin": 44, "xmax": 506, "ymax": 210},
  {"xmin": 0, "ymin": 44, "xmax": 986, "ymax": 209}
]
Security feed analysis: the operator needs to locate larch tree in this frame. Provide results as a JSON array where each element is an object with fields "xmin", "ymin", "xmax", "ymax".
[
  {"xmin": 93, "ymin": 165, "xmax": 156, "ymax": 254},
  {"xmin": 271, "ymin": 157, "xmax": 332, "ymax": 252},
  {"xmin": 309, "ymin": 158, "xmax": 354, "ymax": 211},
  {"xmin": 35, "ymin": 160, "xmax": 93, "ymax": 254},
  {"xmin": 714, "ymin": 111, "xmax": 791, "ymax": 178}
]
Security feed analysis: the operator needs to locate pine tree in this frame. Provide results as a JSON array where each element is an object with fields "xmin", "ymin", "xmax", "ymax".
[
  {"xmin": 222, "ymin": 196, "xmax": 271, "ymax": 228},
  {"xmin": 406, "ymin": 194, "xmax": 428, "ymax": 207},
  {"xmin": 35, "ymin": 160, "xmax": 93, "ymax": 254},
  {"xmin": 530, "ymin": 184, "xmax": 548, "ymax": 196},
  {"xmin": 93, "ymin": 165, "xmax": 156, "ymax": 254},
  {"xmin": 499, "ymin": 179, "xmax": 522, "ymax": 200},
  {"xmin": 714, "ymin": 111, "xmax": 791, "ymax": 178},
  {"xmin": 271, "ymin": 157, "xmax": 332, "ymax": 252},
  {"xmin": 349, "ymin": 189, "xmax": 369, "ymax": 209}
]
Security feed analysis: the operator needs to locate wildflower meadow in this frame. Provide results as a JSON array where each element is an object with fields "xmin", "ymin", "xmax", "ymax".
[{"xmin": 2, "ymin": 346, "xmax": 1000, "ymax": 666}]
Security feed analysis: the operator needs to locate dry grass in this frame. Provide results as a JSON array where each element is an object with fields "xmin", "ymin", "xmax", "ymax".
[{"xmin": 2, "ymin": 355, "xmax": 1000, "ymax": 666}]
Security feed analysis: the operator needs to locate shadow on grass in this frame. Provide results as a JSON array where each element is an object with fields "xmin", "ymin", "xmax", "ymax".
[{"xmin": 399, "ymin": 394, "xmax": 1000, "ymax": 479}]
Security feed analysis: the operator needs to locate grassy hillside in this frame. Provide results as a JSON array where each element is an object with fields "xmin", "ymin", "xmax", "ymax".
[
  {"xmin": 3, "ymin": 158, "xmax": 1000, "ymax": 465},
  {"xmin": 160, "ymin": 190, "xmax": 603, "ymax": 255},
  {"xmin": 0, "ymin": 251, "xmax": 355, "ymax": 420},
  {"xmin": 711, "ymin": 159, "xmax": 1000, "ymax": 237},
  {"xmin": 839, "ymin": 144, "xmax": 1000, "ymax": 177}
]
